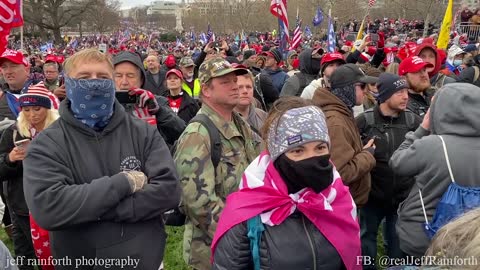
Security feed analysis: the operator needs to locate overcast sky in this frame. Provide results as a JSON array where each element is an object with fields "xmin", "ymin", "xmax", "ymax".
[
  {"xmin": 120, "ymin": 0, "xmax": 151, "ymax": 9},
  {"xmin": 120, "ymin": 0, "xmax": 182, "ymax": 9}
]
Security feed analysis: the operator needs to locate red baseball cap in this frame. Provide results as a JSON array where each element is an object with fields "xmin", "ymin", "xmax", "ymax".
[
  {"xmin": 166, "ymin": 69, "xmax": 183, "ymax": 79},
  {"xmin": 398, "ymin": 56, "xmax": 434, "ymax": 76},
  {"xmin": 0, "ymin": 49, "xmax": 29, "ymax": 66},
  {"xmin": 321, "ymin": 52, "xmax": 346, "ymax": 66}
]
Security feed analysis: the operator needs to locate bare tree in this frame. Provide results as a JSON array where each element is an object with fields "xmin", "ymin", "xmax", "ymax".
[
  {"xmin": 87, "ymin": 0, "xmax": 121, "ymax": 34},
  {"xmin": 24, "ymin": 0, "xmax": 96, "ymax": 43}
]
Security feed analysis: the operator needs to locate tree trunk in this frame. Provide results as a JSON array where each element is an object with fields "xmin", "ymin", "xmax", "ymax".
[
  {"xmin": 53, "ymin": 27, "xmax": 62, "ymax": 43},
  {"xmin": 423, "ymin": 13, "xmax": 430, "ymax": 37}
]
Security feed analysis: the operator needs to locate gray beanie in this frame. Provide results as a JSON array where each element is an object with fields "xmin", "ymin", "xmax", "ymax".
[{"xmin": 267, "ymin": 106, "xmax": 330, "ymax": 161}]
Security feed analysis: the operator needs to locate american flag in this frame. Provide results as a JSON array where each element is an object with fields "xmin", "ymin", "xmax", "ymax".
[
  {"xmin": 327, "ymin": 13, "xmax": 336, "ymax": 53},
  {"xmin": 270, "ymin": 0, "xmax": 289, "ymax": 40},
  {"xmin": 206, "ymin": 23, "xmax": 215, "ymax": 42},
  {"xmin": 289, "ymin": 14, "xmax": 302, "ymax": 50},
  {"xmin": 368, "ymin": 0, "xmax": 376, "ymax": 8}
]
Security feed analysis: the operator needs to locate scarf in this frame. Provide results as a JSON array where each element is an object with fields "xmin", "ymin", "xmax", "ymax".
[{"xmin": 211, "ymin": 151, "xmax": 361, "ymax": 270}]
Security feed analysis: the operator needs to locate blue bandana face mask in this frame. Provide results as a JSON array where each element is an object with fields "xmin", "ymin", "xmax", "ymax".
[{"xmin": 65, "ymin": 77, "xmax": 116, "ymax": 129}]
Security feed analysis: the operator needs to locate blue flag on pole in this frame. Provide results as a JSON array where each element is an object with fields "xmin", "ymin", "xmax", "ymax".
[
  {"xmin": 327, "ymin": 16, "xmax": 336, "ymax": 52},
  {"xmin": 313, "ymin": 7, "xmax": 324, "ymax": 27},
  {"xmin": 305, "ymin": 26, "xmax": 312, "ymax": 37}
]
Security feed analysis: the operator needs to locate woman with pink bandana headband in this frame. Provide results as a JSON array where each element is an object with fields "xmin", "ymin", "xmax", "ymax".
[{"xmin": 211, "ymin": 98, "xmax": 361, "ymax": 270}]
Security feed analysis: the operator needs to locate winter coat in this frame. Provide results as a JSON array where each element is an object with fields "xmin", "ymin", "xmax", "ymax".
[
  {"xmin": 406, "ymin": 90, "xmax": 434, "ymax": 119},
  {"xmin": 356, "ymin": 106, "xmax": 422, "ymax": 211},
  {"xmin": 312, "ymin": 88, "xmax": 376, "ymax": 207},
  {"xmin": 249, "ymin": 67, "xmax": 279, "ymax": 109},
  {"xmin": 280, "ymin": 49, "xmax": 320, "ymax": 97},
  {"xmin": 390, "ymin": 83, "xmax": 480, "ymax": 257},
  {"xmin": 262, "ymin": 68, "xmax": 289, "ymax": 94},
  {"xmin": 143, "ymin": 70, "xmax": 167, "ymax": 96},
  {"xmin": 0, "ymin": 125, "xmax": 29, "ymax": 216},
  {"xmin": 163, "ymin": 90, "xmax": 199, "ymax": 124},
  {"xmin": 23, "ymin": 100, "xmax": 181, "ymax": 270},
  {"xmin": 212, "ymin": 212, "xmax": 344, "ymax": 270},
  {"xmin": 300, "ymin": 77, "xmax": 328, "ymax": 99},
  {"xmin": 458, "ymin": 65, "xmax": 480, "ymax": 87}
]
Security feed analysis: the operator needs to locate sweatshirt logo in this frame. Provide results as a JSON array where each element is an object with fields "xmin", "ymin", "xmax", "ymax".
[{"xmin": 120, "ymin": 156, "xmax": 142, "ymax": 171}]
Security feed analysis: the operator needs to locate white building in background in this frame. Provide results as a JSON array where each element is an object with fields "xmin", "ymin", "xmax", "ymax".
[{"xmin": 147, "ymin": 1, "xmax": 184, "ymax": 31}]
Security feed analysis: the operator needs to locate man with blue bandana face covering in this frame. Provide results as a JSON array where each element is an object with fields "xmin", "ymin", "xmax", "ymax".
[
  {"xmin": 64, "ymin": 77, "xmax": 116, "ymax": 130},
  {"xmin": 22, "ymin": 49, "xmax": 181, "ymax": 270}
]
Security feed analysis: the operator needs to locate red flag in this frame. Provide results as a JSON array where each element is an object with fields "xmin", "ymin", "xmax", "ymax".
[
  {"xmin": 0, "ymin": 0, "xmax": 23, "ymax": 54},
  {"xmin": 11, "ymin": 0, "xmax": 23, "ymax": 28},
  {"xmin": 270, "ymin": 0, "xmax": 289, "ymax": 39},
  {"xmin": 368, "ymin": 0, "xmax": 376, "ymax": 8}
]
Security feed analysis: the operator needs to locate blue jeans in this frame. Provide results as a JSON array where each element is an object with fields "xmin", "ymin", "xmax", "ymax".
[{"xmin": 360, "ymin": 201, "xmax": 403, "ymax": 270}]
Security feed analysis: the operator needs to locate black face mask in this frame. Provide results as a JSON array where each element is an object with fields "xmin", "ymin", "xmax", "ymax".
[{"xmin": 274, "ymin": 154, "xmax": 334, "ymax": 194}]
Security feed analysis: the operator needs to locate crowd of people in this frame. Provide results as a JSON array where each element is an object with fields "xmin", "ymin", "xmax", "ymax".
[{"xmin": 0, "ymin": 14, "xmax": 478, "ymax": 270}]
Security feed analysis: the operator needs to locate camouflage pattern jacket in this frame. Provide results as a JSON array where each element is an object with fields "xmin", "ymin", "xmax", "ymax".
[{"xmin": 173, "ymin": 104, "xmax": 261, "ymax": 270}]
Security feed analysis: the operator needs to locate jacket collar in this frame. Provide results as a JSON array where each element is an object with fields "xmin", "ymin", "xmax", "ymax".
[
  {"xmin": 59, "ymin": 99, "xmax": 126, "ymax": 137},
  {"xmin": 200, "ymin": 103, "xmax": 243, "ymax": 140}
]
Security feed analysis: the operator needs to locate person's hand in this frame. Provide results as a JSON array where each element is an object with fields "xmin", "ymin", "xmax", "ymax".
[
  {"xmin": 121, "ymin": 170, "xmax": 147, "ymax": 193},
  {"xmin": 203, "ymin": 42, "xmax": 214, "ymax": 53},
  {"xmin": 421, "ymin": 107, "xmax": 431, "ymax": 130},
  {"xmin": 359, "ymin": 34, "xmax": 371, "ymax": 52},
  {"xmin": 53, "ymin": 85, "xmax": 66, "ymax": 100},
  {"xmin": 129, "ymin": 88, "xmax": 160, "ymax": 114},
  {"xmin": 8, "ymin": 147, "xmax": 26, "ymax": 162},
  {"xmin": 363, "ymin": 138, "xmax": 376, "ymax": 150}
]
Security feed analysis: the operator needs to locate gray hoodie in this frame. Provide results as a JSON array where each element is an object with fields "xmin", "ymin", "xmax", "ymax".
[
  {"xmin": 23, "ymin": 100, "xmax": 181, "ymax": 269},
  {"xmin": 280, "ymin": 48, "xmax": 320, "ymax": 97},
  {"xmin": 390, "ymin": 83, "xmax": 480, "ymax": 257}
]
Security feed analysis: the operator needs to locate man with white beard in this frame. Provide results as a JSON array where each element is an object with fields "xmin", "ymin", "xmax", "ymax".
[
  {"xmin": 179, "ymin": 57, "xmax": 201, "ymax": 102},
  {"xmin": 398, "ymin": 56, "xmax": 435, "ymax": 118}
]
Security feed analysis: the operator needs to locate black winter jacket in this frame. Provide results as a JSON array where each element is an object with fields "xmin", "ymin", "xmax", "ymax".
[
  {"xmin": 23, "ymin": 100, "xmax": 181, "ymax": 270},
  {"xmin": 0, "ymin": 125, "xmax": 29, "ymax": 216},
  {"xmin": 162, "ymin": 90, "xmax": 199, "ymax": 124},
  {"xmin": 212, "ymin": 212, "xmax": 345, "ymax": 270},
  {"xmin": 356, "ymin": 106, "xmax": 422, "ymax": 210},
  {"xmin": 406, "ymin": 90, "xmax": 434, "ymax": 119},
  {"xmin": 143, "ymin": 70, "xmax": 167, "ymax": 95}
]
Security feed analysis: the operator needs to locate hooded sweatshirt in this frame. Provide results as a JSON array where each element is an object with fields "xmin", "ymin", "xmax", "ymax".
[
  {"xmin": 23, "ymin": 100, "xmax": 181, "ymax": 269},
  {"xmin": 390, "ymin": 83, "xmax": 480, "ymax": 257},
  {"xmin": 312, "ymin": 88, "xmax": 376, "ymax": 207},
  {"xmin": 113, "ymin": 52, "xmax": 186, "ymax": 145},
  {"xmin": 414, "ymin": 44, "xmax": 456, "ymax": 88},
  {"xmin": 280, "ymin": 48, "xmax": 320, "ymax": 97}
]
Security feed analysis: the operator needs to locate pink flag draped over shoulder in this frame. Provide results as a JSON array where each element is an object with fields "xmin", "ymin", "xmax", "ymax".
[{"xmin": 211, "ymin": 151, "xmax": 362, "ymax": 270}]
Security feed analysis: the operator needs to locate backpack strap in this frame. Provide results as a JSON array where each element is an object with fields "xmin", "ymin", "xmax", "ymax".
[
  {"xmin": 473, "ymin": 66, "xmax": 480, "ymax": 83},
  {"xmin": 247, "ymin": 215, "xmax": 265, "ymax": 270},
  {"xmin": 418, "ymin": 189, "xmax": 430, "ymax": 226},
  {"xmin": 438, "ymin": 135, "xmax": 455, "ymax": 183},
  {"xmin": 189, "ymin": 114, "xmax": 222, "ymax": 171}
]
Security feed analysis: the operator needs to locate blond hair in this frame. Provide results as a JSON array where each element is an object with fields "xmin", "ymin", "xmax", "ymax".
[
  {"xmin": 17, "ymin": 109, "xmax": 59, "ymax": 138},
  {"xmin": 425, "ymin": 208, "xmax": 480, "ymax": 269},
  {"xmin": 238, "ymin": 70, "xmax": 255, "ymax": 85},
  {"xmin": 63, "ymin": 48, "xmax": 113, "ymax": 76}
]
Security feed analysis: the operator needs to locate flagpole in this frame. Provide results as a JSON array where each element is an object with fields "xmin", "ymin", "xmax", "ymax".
[{"xmin": 20, "ymin": 0, "xmax": 23, "ymax": 51}]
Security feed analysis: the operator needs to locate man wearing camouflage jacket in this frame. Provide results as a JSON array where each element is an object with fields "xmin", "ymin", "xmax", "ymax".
[{"xmin": 173, "ymin": 57, "xmax": 261, "ymax": 270}]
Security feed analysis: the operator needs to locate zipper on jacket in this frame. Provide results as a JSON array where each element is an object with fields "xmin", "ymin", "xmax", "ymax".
[{"xmin": 302, "ymin": 215, "xmax": 317, "ymax": 270}]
